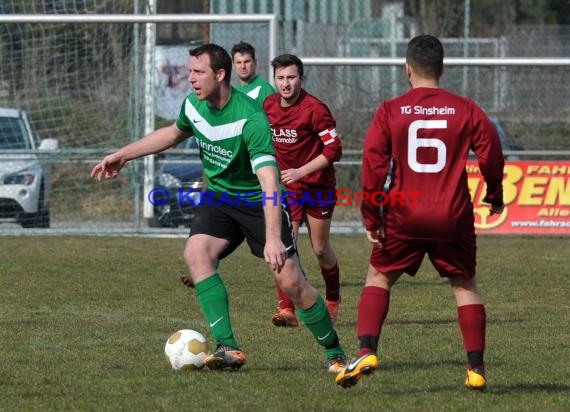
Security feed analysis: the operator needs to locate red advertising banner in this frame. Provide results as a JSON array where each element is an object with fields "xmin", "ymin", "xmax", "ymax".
[{"xmin": 468, "ymin": 161, "xmax": 570, "ymax": 234}]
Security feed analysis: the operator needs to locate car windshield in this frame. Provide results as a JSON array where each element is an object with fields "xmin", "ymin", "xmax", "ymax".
[{"xmin": 0, "ymin": 117, "xmax": 31, "ymax": 150}]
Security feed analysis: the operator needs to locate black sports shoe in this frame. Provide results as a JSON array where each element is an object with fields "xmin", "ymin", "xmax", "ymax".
[
  {"xmin": 327, "ymin": 354, "xmax": 347, "ymax": 373},
  {"xmin": 204, "ymin": 344, "xmax": 247, "ymax": 370}
]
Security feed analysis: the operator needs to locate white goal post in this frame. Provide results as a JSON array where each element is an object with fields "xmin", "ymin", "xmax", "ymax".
[
  {"xmin": 0, "ymin": 13, "xmax": 278, "ymax": 76},
  {"xmin": 1, "ymin": 14, "xmax": 278, "ymax": 221}
]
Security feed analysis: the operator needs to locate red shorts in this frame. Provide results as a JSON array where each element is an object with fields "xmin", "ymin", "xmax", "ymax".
[
  {"xmin": 370, "ymin": 233, "xmax": 477, "ymax": 279},
  {"xmin": 285, "ymin": 189, "xmax": 336, "ymax": 222}
]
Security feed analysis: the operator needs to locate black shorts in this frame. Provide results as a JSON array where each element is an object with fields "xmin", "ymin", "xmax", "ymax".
[{"xmin": 189, "ymin": 198, "xmax": 297, "ymax": 260}]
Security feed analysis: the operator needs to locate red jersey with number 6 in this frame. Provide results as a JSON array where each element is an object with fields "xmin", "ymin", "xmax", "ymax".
[
  {"xmin": 264, "ymin": 89, "xmax": 342, "ymax": 192},
  {"xmin": 361, "ymin": 87, "xmax": 504, "ymax": 240}
]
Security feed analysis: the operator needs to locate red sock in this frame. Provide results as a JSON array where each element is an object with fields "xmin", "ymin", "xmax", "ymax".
[
  {"xmin": 275, "ymin": 280, "xmax": 294, "ymax": 311},
  {"xmin": 321, "ymin": 263, "xmax": 340, "ymax": 301},
  {"xmin": 458, "ymin": 304, "xmax": 486, "ymax": 367},
  {"xmin": 357, "ymin": 286, "xmax": 390, "ymax": 357}
]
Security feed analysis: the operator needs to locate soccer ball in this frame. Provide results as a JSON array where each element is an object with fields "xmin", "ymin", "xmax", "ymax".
[{"xmin": 164, "ymin": 329, "xmax": 209, "ymax": 370}]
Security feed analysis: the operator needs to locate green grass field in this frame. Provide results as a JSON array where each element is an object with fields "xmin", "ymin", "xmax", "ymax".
[{"xmin": 1, "ymin": 235, "xmax": 568, "ymax": 411}]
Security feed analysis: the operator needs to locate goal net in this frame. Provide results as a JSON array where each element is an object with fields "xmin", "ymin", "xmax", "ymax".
[{"xmin": 0, "ymin": 11, "xmax": 275, "ymax": 232}]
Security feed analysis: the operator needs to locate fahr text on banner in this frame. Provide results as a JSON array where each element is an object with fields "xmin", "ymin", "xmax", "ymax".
[{"xmin": 467, "ymin": 161, "xmax": 570, "ymax": 234}]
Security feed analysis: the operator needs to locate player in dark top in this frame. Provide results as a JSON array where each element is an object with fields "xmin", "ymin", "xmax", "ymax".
[{"xmin": 336, "ymin": 35, "xmax": 504, "ymax": 390}]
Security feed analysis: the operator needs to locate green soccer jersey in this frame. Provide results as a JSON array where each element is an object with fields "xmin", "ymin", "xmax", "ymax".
[
  {"xmin": 235, "ymin": 75, "xmax": 275, "ymax": 105},
  {"xmin": 176, "ymin": 89, "xmax": 278, "ymax": 201}
]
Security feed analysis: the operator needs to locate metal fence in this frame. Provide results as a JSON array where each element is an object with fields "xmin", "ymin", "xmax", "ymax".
[{"xmin": 0, "ymin": 13, "xmax": 569, "ymax": 235}]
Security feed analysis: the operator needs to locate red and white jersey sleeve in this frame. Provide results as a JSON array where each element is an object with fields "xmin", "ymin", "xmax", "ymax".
[
  {"xmin": 264, "ymin": 90, "xmax": 342, "ymax": 191},
  {"xmin": 361, "ymin": 87, "xmax": 504, "ymax": 240}
]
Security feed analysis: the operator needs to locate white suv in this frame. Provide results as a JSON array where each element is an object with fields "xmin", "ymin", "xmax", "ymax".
[{"xmin": 0, "ymin": 108, "xmax": 58, "ymax": 228}]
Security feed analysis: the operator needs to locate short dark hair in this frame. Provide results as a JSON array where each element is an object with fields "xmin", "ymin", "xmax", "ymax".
[
  {"xmin": 189, "ymin": 43, "xmax": 232, "ymax": 84},
  {"xmin": 271, "ymin": 54, "xmax": 304, "ymax": 78},
  {"xmin": 231, "ymin": 41, "xmax": 256, "ymax": 60},
  {"xmin": 406, "ymin": 34, "xmax": 444, "ymax": 79}
]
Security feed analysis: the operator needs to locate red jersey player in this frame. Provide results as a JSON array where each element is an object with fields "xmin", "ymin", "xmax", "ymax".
[
  {"xmin": 336, "ymin": 35, "xmax": 504, "ymax": 390},
  {"xmin": 264, "ymin": 54, "xmax": 343, "ymax": 327}
]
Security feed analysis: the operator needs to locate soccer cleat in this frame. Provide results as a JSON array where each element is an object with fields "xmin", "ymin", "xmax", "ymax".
[
  {"xmin": 271, "ymin": 308, "xmax": 299, "ymax": 327},
  {"xmin": 327, "ymin": 354, "xmax": 347, "ymax": 373},
  {"xmin": 465, "ymin": 368, "xmax": 487, "ymax": 390},
  {"xmin": 335, "ymin": 353, "xmax": 379, "ymax": 388},
  {"xmin": 180, "ymin": 275, "xmax": 195, "ymax": 288},
  {"xmin": 325, "ymin": 296, "xmax": 341, "ymax": 323},
  {"xmin": 204, "ymin": 344, "xmax": 247, "ymax": 371}
]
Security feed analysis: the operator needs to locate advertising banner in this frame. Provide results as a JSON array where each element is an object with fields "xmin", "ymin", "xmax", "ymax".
[{"xmin": 468, "ymin": 161, "xmax": 570, "ymax": 234}]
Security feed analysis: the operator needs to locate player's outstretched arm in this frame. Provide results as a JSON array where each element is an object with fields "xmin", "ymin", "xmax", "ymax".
[
  {"xmin": 90, "ymin": 152, "xmax": 126, "ymax": 181},
  {"xmin": 90, "ymin": 123, "xmax": 190, "ymax": 181}
]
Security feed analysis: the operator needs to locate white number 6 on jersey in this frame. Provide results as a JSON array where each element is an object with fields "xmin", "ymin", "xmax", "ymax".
[{"xmin": 408, "ymin": 119, "xmax": 447, "ymax": 173}]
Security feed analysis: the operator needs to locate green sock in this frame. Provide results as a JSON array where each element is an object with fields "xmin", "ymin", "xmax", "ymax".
[
  {"xmin": 195, "ymin": 273, "xmax": 238, "ymax": 348},
  {"xmin": 297, "ymin": 295, "xmax": 345, "ymax": 358}
]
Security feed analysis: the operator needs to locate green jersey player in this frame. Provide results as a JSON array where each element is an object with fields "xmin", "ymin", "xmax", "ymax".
[
  {"xmin": 174, "ymin": 89, "xmax": 273, "ymax": 201},
  {"xmin": 231, "ymin": 41, "xmax": 275, "ymax": 105},
  {"xmin": 90, "ymin": 43, "xmax": 346, "ymax": 373}
]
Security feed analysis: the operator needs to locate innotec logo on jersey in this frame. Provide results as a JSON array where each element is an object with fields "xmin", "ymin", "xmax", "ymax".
[
  {"xmin": 185, "ymin": 99, "xmax": 245, "ymax": 168},
  {"xmin": 196, "ymin": 138, "xmax": 233, "ymax": 158}
]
